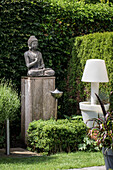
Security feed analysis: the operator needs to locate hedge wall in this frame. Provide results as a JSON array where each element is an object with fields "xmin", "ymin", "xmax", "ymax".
[
  {"xmin": 3, "ymin": 0, "xmax": 113, "ymax": 4},
  {"xmin": 68, "ymin": 32, "xmax": 113, "ymax": 113},
  {"xmin": 1, "ymin": 1, "xmax": 113, "ymax": 116},
  {"xmin": 27, "ymin": 118, "xmax": 87, "ymax": 154}
]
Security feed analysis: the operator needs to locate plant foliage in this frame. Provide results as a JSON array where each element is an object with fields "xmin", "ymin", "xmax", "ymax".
[
  {"xmin": 78, "ymin": 136, "xmax": 100, "ymax": 151},
  {"xmin": 0, "ymin": 81, "xmax": 20, "ymax": 122},
  {"xmin": 0, "ymin": 81, "xmax": 20, "ymax": 148},
  {"xmin": 27, "ymin": 118, "xmax": 87, "ymax": 154},
  {"xmin": 88, "ymin": 94, "xmax": 113, "ymax": 149}
]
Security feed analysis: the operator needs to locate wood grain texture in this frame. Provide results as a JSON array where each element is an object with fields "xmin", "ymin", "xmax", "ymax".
[{"xmin": 21, "ymin": 77, "xmax": 55, "ymax": 143}]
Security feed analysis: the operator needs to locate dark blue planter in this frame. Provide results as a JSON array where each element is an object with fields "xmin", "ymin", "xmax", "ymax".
[{"xmin": 102, "ymin": 147, "xmax": 113, "ymax": 170}]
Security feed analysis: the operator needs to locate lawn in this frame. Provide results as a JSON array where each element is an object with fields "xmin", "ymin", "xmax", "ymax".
[{"xmin": 0, "ymin": 151, "xmax": 104, "ymax": 170}]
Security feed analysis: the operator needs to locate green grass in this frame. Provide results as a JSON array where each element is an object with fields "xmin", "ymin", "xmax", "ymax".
[{"xmin": 0, "ymin": 151, "xmax": 104, "ymax": 170}]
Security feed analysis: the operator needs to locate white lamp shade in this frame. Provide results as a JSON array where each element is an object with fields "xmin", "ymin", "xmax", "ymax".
[{"xmin": 82, "ymin": 59, "xmax": 109, "ymax": 82}]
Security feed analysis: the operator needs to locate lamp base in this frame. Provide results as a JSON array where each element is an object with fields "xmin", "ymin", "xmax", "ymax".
[{"xmin": 79, "ymin": 101, "xmax": 109, "ymax": 128}]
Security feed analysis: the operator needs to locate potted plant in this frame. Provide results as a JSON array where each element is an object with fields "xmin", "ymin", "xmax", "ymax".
[{"xmin": 88, "ymin": 93, "xmax": 113, "ymax": 170}]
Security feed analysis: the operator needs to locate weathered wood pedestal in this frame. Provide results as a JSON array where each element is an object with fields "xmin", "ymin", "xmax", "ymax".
[{"xmin": 21, "ymin": 76, "xmax": 56, "ymax": 143}]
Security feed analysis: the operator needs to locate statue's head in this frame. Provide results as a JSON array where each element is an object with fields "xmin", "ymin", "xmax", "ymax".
[{"xmin": 28, "ymin": 36, "xmax": 38, "ymax": 50}]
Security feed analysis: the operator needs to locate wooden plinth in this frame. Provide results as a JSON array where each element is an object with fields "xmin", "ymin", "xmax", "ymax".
[{"xmin": 21, "ymin": 76, "xmax": 56, "ymax": 143}]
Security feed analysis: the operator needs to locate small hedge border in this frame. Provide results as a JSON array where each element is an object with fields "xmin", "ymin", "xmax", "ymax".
[{"xmin": 27, "ymin": 118, "xmax": 87, "ymax": 154}]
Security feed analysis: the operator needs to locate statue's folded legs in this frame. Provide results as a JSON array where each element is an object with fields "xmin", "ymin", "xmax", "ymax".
[
  {"xmin": 27, "ymin": 68, "xmax": 55, "ymax": 77},
  {"xmin": 44, "ymin": 68, "xmax": 55, "ymax": 76}
]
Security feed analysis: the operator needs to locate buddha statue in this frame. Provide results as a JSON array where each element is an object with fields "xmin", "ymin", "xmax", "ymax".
[{"xmin": 24, "ymin": 36, "xmax": 55, "ymax": 77}]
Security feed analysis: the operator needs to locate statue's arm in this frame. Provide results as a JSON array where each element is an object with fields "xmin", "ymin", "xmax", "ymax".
[
  {"xmin": 24, "ymin": 52, "xmax": 37, "ymax": 69},
  {"xmin": 39, "ymin": 53, "xmax": 45, "ymax": 69}
]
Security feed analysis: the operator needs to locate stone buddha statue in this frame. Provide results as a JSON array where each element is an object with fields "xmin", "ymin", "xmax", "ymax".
[{"xmin": 24, "ymin": 36, "xmax": 55, "ymax": 76}]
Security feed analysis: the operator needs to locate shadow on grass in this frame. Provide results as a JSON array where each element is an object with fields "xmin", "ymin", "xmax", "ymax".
[
  {"xmin": 0, "ymin": 152, "xmax": 105, "ymax": 170},
  {"xmin": 0, "ymin": 156, "xmax": 56, "ymax": 165}
]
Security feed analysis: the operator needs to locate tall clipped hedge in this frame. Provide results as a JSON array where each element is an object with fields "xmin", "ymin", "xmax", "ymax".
[
  {"xmin": 4, "ymin": 0, "xmax": 113, "ymax": 4},
  {"xmin": 1, "ymin": 1, "xmax": 113, "ymax": 115},
  {"xmin": 68, "ymin": 32, "xmax": 113, "ymax": 113}
]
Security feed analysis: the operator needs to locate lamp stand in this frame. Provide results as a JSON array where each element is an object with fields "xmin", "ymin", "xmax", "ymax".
[
  {"xmin": 55, "ymin": 99, "xmax": 58, "ymax": 121},
  {"xmin": 6, "ymin": 118, "xmax": 10, "ymax": 155},
  {"xmin": 91, "ymin": 82, "xmax": 99, "ymax": 105}
]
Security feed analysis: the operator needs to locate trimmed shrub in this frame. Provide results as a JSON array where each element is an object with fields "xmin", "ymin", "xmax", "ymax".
[
  {"xmin": 0, "ymin": 81, "xmax": 20, "ymax": 148},
  {"xmin": 27, "ymin": 118, "xmax": 87, "ymax": 154},
  {"xmin": 68, "ymin": 32, "xmax": 113, "ymax": 113}
]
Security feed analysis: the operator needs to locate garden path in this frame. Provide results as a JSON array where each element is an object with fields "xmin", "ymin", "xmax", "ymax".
[
  {"xmin": 0, "ymin": 148, "xmax": 41, "ymax": 157},
  {"xmin": 68, "ymin": 166, "xmax": 105, "ymax": 170}
]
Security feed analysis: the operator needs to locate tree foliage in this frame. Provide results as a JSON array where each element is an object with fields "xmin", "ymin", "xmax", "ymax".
[
  {"xmin": 1, "ymin": 1, "xmax": 113, "ymax": 115},
  {"xmin": 0, "ymin": 81, "xmax": 20, "ymax": 122},
  {"xmin": 0, "ymin": 81, "xmax": 20, "ymax": 148}
]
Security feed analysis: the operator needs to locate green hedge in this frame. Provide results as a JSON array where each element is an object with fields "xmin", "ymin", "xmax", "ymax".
[
  {"xmin": 68, "ymin": 32, "xmax": 113, "ymax": 112},
  {"xmin": 1, "ymin": 1, "xmax": 113, "ymax": 116},
  {"xmin": 27, "ymin": 119, "xmax": 87, "ymax": 154},
  {"xmin": 3, "ymin": 0, "xmax": 113, "ymax": 4},
  {"xmin": 45, "ymin": 0, "xmax": 113, "ymax": 5}
]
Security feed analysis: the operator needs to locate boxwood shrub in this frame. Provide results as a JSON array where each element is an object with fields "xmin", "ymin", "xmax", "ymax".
[{"xmin": 27, "ymin": 118, "xmax": 87, "ymax": 154}]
